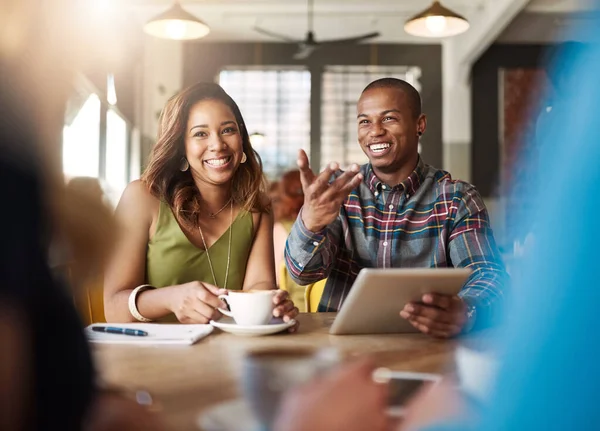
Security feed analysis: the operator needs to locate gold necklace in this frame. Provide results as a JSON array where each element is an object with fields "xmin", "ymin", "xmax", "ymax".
[
  {"xmin": 207, "ymin": 197, "xmax": 232, "ymax": 219},
  {"xmin": 198, "ymin": 200, "xmax": 233, "ymax": 289}
]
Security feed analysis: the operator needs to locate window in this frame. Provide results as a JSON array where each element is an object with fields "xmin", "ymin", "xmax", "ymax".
[
  {"xmin": 219, "ymin": 68, "xmax": 311, "ymax": 179},
  {"xmin": 63, "ymin": 93, "xmax": 101, "ymax": 178},
  {"xmin": 105, "ymin": 108, "xmax": 128, "ymax": 205},
  {"xmin": 62, "ymin": 74, "xmax": 136, "ymax": 207},
  {"xmin": 321, "ymin": 65, "xmax": 423, "ymax": 170}
]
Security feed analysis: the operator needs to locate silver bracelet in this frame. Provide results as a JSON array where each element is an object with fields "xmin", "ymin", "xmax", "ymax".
[{"xmin": 128, "ymin": 284, "xmax": 156, "ymax": 322}]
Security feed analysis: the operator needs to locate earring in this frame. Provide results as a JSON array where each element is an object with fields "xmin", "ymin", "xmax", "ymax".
[
  {"xmin": 179, "ymin": 157, "xmax": 189, "ymax": 172},
  {"xmin": 417, "ymin": 131, "xmax": 423, "ymax": 136},
  {"xmin": 241, "ymin": 152, "xmax": 247, "ymax": 164}
]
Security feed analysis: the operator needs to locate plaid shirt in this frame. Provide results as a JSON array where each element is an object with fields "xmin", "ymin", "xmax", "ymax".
[{"xmin": 284, "ymin": 158, "xmax": 507, "ymax": 326}]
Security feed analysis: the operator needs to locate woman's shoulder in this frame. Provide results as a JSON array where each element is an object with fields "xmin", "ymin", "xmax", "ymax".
[
  {"xmin": 120, "ymin": 180, "xmax": 160, "ymax": 206},
  {"xmin": 117, "ymin": 180, "xmax": 160, "ymax": 221},
  {"xmin": 123, "ymin": 179, "xmax": 155, "ymax": 199}
]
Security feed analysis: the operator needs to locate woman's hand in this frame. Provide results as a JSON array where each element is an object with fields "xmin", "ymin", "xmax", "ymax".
[
  {"xmin": 272, "ymin": 289, "xmax": 300, "ymax": 332},
  {"xmin": 168, "ymin": 281, "xmax": 227, "ymax": 324}
]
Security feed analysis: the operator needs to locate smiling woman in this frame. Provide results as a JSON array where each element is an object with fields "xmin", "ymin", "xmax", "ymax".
[
  {"xmin": 144, "ymin": 84, "xmax": 266, "ymax": 230},
  {"xmin": 103, "ymin": 83, "xmax": 300, "ymax": 327}
]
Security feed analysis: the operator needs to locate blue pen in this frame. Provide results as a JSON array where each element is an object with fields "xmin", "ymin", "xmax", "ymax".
[{"xmin": 92, "ymin": 326, "xmax": 148, "ymax": 336}]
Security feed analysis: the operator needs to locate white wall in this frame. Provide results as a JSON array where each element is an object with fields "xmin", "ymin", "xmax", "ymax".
[{"xmin": 141, "ymin": 37, "xmax": 184, "ymax": 154}]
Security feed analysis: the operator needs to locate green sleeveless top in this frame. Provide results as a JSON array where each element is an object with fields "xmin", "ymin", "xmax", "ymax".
[{"xmin": 147, "ymin": 201, "xmax": 254, "ymax": 291}]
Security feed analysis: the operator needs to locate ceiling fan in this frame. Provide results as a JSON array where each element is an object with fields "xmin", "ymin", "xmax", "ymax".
[{"xmin": 253, "ymin": 0, "xmax": 380, "ymax": 60}]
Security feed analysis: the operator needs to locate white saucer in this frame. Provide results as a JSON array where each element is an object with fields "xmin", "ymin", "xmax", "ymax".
[
  {"xmin": 209, "ymin": 317, "xmax": 295, "ymax": 337},
  {"xmin": 197, "ymin": 398, "xmax": 261, "ymax": 431}
]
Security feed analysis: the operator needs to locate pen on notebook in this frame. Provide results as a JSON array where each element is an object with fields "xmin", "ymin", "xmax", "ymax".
[{"xmin": 92, "ymin": 326, "xmax": 148, "ymax": 337}]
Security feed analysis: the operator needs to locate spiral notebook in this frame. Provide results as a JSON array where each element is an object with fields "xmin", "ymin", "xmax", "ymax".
[{"xmin": 85, "ymin": 323, "xmax": 214, "ymax": 346}]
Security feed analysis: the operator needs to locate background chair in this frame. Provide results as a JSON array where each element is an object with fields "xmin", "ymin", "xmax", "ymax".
[
  {"xmin": 51, "ymin": 262, "xmax": 106, "ymax": 325},
  {"xmin": 304, "ymin": 279, "xmax": 326, "ymax": 313},
  {"xmin": 279, "ymin": 262, "xmax": 325, "ymax": 313}
]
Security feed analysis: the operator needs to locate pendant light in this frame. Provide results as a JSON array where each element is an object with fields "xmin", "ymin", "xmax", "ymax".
[
  {"xmin": 404, "ymin": 1, "xmax": 469, "ymax": 38},
  {"xmin": 249, "ymin": 132, "xmax": 266, "ymax": 149},
  {"xmin": 144, "ymin": 1, "xmax": 210, "ymax": 41}
]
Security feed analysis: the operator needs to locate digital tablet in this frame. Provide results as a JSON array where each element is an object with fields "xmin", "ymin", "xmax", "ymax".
[{"xmin": 329, "ymin": 268, "xmax": 472, "ymax": 335}]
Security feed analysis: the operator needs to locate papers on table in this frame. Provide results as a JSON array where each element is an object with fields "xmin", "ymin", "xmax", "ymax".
[{"xmin": 85, "ymin": 323, "xmax": 213, "ymax": 346}]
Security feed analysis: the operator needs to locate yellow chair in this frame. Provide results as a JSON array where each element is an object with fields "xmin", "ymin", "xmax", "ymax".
[
  {"xmin": 53, "ymin": 262, "xmax": 106, "ymax": 325},
  {"xmin": 304, "ymin": 279, "xmax": 326, "ymax": 312},
  {"xmin": 279, "ymin": 262, "xmax": 325, "ymax": 313},
  {"xmin": 73, "ymin": 277, "xmax": 106, "ymax": 326}
]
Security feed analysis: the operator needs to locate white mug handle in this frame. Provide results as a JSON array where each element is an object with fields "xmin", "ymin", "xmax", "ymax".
[{"xmin": 217, "ymin": 294, "xmax": 234, "ymax": 317}]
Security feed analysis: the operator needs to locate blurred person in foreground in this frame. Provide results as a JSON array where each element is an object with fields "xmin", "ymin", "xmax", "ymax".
[
  {"xmin": 274, "ymin": 33, "xmax": 600, "ymax": 431},
  {"xmin": 507, "ymin": 41, "xmax": 588, "ymax": 254},
  {"xmin": 0, "ymin": 0, "xmax": 163, "ymax": 429},
  {"xmin": 67, "ymin": 177, "xmax": 107, "ymax": 206},
  {"xmin": 272, "ymin": 170, "xmax": 307, "ymax": 310},
  {"xmin": 285, "ymin": 78, "xmax": 507, "ymax": 337}
]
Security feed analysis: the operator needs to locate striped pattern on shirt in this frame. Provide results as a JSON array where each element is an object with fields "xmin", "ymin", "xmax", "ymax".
[{"xmin": 284, "ymin": 158, "xmax": 507, "ymax": 327}]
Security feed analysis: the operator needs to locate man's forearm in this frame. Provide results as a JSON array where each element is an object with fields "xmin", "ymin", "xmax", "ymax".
[
  {"xmin": 459, "ymin": 266, "xmax": 508, "ymax": 330},
  {"xmin": 284, "ymin": 212, "xmax": 340, "ymax": 285}
]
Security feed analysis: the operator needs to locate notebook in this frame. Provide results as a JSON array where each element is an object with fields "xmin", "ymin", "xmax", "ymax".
[{"xmin": 85, "ymin": 323, "xmax": 214, "ymax": 346}]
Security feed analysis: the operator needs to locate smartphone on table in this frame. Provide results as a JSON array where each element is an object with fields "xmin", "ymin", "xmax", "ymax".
[{"xmin": 386, "ymin": 371, "xmax": 442, "ymax": 417}]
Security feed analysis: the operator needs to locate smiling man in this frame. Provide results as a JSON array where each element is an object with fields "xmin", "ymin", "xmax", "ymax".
[{"xmin": 284, "ymin": 78, "xmax": 507, "ymax": 337}]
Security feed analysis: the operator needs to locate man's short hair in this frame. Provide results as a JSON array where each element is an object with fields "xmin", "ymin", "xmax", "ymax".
[{"xmin": 362, "ymin": 78, "xmax": 422, "ymax": 119}]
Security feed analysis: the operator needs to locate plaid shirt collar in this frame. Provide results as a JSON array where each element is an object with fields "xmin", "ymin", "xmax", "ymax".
[{"xmin": 364, "ymin": 157, "xmax": 426, "ymax": 196}]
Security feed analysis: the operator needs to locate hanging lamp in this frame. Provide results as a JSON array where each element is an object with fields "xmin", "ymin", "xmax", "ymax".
[
  {"xmin": 404, "ymin": 1, "xmax": 469, "ymax": 38},
  {"xmin": 144, "ymin": 1, "xmax": 210, "ymax": 41}
]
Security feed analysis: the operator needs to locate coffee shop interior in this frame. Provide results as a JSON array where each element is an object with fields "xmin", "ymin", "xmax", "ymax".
[{"xmin": 2, "ymin": 0, "xmax": 600, "ymax": 430}]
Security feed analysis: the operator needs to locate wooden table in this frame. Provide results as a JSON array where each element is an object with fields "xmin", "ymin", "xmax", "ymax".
[{"xmin": 93, "ymin": 313, "xmax": 459, "ymax": 430}]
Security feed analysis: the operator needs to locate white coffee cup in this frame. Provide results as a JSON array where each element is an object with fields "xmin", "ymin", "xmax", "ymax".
[
  {"xmin": 217, "ymin": 290, "xmax": 275, "ymax": 326},
  {"xmin": 242, "ymin": 347, "xmax": 341, "ymax": 427}
]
